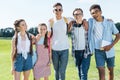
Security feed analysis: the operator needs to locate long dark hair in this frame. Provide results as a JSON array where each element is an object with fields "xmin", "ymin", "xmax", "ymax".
[
  {"xmin": 38, "ymin": 23, "xmax": 48, "ymax": 48},
  {"xmin": 26, "ymin": 31, "xmax": 33, "ymax": 55},
  {"xmin": 13, "ymin": 19, "xmax": 32, "ymax": 60}
]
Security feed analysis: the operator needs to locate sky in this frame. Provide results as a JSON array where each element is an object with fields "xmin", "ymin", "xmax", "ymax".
[{"xmin": 0, "ymin": 0, "xmax": 120, "ymax": 29}]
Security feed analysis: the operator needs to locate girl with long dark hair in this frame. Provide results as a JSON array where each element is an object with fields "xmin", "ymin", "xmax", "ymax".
[
  {"xmin": 33, "ymin": 23, "xmax": 51, "ymax": 80},
  {"xmin": 11, "ymin": 19, "xmax": 34, "ymax": 80}
]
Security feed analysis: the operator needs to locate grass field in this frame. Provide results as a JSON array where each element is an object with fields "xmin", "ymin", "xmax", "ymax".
[{"xmin": 0, "ymin": 38, "xmax": 120, "ymax": 80}]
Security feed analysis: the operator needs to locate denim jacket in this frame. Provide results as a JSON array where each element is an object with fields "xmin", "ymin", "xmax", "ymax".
[{"xmin": 88, "ymin": 17, "xmax": 119, "ymax": 58}]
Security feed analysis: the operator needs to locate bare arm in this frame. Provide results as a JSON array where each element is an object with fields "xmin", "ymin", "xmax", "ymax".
[
  {"xmin": 36, "ymin": 34, "xmax": 41, "ymax": 43},
  {"xmin": 104, "ymin": 33, "xmax": 120, "ymax": 51},
  {"xmin": 68, "ymin": 21, "xmax": 75, "ymax": 32},
  {"xmin": 31, "ymin": 34, "xmax": 36, "ymax": 44},
  {"xmin": 11, "ymin": 38, "xmax": 16, "ymax": 75},
  {"xmin": 82, "ymin": 19, "xmax": 88, "ymax": 31}
]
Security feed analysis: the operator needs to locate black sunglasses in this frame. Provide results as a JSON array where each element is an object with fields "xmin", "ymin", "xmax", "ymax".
[{"xmin": 54, "ymin": 9, "xmax": 62, "ymax": 12}]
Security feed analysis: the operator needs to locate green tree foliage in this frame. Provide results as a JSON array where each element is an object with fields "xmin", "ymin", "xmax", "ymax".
[
  {"xmin": 1, "ymin": 22, "xmax": 120, "ymax": 37},
  {"xmin": 0, "ymin": 27, "xmax": 38, "ymax": 37},
  {"xmin": 0, "ymin": 27, "xmax": 14, "ymax": 37},
  {"xmin": 28, "ymin": 27, "xmax": 38, "ymax": 36},
  {"xmin": 115, "ymin": 22, "xmax": 120, "ymax": 33}
]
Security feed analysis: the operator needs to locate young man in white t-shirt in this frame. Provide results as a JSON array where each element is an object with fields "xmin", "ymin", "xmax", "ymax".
[
  {"xmin": 47, "ymin": 3, "xmax": 73, "ymax": 80},
  {"xmin": 88, "ymin": 4, "xmax": 120, "ymax": 80}
]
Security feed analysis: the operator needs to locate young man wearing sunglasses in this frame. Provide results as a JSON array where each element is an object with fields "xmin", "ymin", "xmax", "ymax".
[
  {"xmin": 88, "ymin": 4, "xmax": 120, "ymax": 80},
  {"xmin": 47, "ymin": 2, "xmax": 73, "ymax": 80}
]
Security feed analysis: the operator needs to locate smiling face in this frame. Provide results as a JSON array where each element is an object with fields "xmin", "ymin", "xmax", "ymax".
[
  {"xmin": 38, "ymin": 24, "xmax": 47, "ymax": 36},
  {"xmin": 90, "ymin": 8, "xmax": 102, "ymax": 21},
  {"xmin": 73, "ymin": 9, "xmax": 83, "ymax": 21}
]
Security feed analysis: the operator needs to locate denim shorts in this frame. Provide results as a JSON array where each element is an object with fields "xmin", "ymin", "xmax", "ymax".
[
  {"xmin": 95, "ymin": 49, "xmax": 115, "ymax": 68},
  {"xmin": 14, "ymin": 53, "xmax": 32, "ymax": 72}
]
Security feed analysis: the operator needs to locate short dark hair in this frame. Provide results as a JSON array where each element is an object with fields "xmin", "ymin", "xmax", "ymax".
[
  {"xmin": 89, "ymin": 4, "xmax": 101, "ymax": 11},
  {"xmin": 73, "ymin": 8, "xmax": 83, "ymax": 16},
  {"xmin": 53, "ymin": 2, "xmax": 62, "ymax": 8}
]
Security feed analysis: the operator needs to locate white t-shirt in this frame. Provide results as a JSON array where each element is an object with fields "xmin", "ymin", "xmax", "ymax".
[
  {"xmin": 93, "ymin": 22, "xmax": 103, "ymax": 49},
  {"xmin": 48, "ymin": 17, "xmax": 73, "ymax": 50}
]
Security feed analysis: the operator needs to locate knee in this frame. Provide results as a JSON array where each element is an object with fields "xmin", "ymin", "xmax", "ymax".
[
  {"xmin": 23, "ymin": 76, "xmax": 29, "ymax": 80},
  {"xmin": 24, "ymin": 78, "xmax": 28, "ymax": 80},
  {"xmin": 108, "ymin": 68, "xmax": 114, "ymax": 75},
  {"xmin": 98, "ymin": 67, "xmax": 105, "ymax": 74},
  {"xmin": 98, "ymin": 67, "xmax": 104, "ymax": 71},
  {"xmin": 60, "ymin": 70, "xmax": 65, "ymax": 75}
]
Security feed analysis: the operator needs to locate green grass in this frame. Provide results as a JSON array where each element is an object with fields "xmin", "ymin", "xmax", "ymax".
[{"xmin": 0, "ymin": 38, "xmax": 120, "ymax": 80}]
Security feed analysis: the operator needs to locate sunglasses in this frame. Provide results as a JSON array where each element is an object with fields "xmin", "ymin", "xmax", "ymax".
[{"xmin": 54, "ymin": 9, "xmax": 62, "ymax": 12}]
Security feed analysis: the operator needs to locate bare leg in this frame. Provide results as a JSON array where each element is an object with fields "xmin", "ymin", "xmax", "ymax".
[
  {"xmin": 44, "ymin": 76, "xmax": 48, "ymax": 80},
  {"xmin": 108, "ymin": 67, "xmax": 114, "ymax": 80},
  {"xmin": 34, "ymin": 78, "xmax": 40, "ymax": 80},
  {"xmin": 23, "ymin": 70, "xmax": 31, "ymax": 80},
  {"xmin": 14, "ymin": 71, "xmax": 21, "ymax": 80},
  {"xmin": 98, "ymin": 67, "xmax": 105, "ymax": 80}
]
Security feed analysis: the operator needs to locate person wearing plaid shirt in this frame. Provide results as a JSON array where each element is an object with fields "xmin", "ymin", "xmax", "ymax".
[{"xmin": 68, "ymin": 8, "xmax": 92, "ymax": 80}]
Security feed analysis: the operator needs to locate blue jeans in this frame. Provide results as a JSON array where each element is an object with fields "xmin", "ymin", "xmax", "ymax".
[
  {"xmin": 52, "ymin": 49, "xmax": 69, "ymax": 80},
  {"xmin": 75, "ymin": 50, "xmax": 91, "ymax": 80}
]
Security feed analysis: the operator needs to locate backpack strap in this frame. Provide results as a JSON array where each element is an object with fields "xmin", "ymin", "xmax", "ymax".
[
  {"xmin": 26, "ymin": 32, "xmax": 33, "ymax": 55},
  {"xmin": 63, "ymin": 17, "xmax": 69, "ymax": 34},
  {"xmin": 49, "ymin": 17, "xmax": 69, "ymax": 35},
  {"xmin": 49, "ymin": 17, "xmax": 68, "ymax": 27},
  {"xmin": 63, "ymin": 17, "xmax": 68, "ymax": 24},
  {"xmin": 49, "ymin": 18, "xmax": 54, "ymax": 28}
]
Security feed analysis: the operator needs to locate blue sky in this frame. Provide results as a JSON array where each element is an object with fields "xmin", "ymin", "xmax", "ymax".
[{"xmin": 0, "ymin": 0, "xmax": 120, "ymax": 29}]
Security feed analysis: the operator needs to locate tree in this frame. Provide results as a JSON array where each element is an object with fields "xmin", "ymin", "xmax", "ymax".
[
  {"xmin": 0, "ymin": 27, "xmax": 14, "ymax": 37},
  {"xmin": 0, "ymin": 28, "xmax": 4, "ymax": 37},
  {"xmin": 28, "ymin": 27, "xmax": 38, "ymax": 36},
  {"xmin": 115, "ymin": 22, "xmax": 120, "ymax": 33}
]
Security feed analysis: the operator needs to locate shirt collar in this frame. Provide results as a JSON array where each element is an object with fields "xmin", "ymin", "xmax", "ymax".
[{"xmin": 73, "ymin": 22, "xmax": 83, "ymax": 27}]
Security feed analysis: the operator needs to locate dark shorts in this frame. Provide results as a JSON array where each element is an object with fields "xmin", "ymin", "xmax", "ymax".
[
  {"xmin": 14, "ymin": 53, "xmax": 32, "ymax": 72},
  {"xmin": 95, "ymin": 49, "xmax": 115, "ymax": 68}
]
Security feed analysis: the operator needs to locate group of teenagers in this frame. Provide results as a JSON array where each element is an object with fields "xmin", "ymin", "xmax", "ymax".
[{"xmin": 11, "ymin": 2, "xmax": 120, "ymax": 80}]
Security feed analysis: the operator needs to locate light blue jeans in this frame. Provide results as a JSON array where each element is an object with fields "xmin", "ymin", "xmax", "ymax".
[{"xmin": 52, "ymin": 49, "xmax": 69, "ymax": 80}]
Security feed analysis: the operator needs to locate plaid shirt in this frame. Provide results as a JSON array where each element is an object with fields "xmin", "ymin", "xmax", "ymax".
[{"xmin": 71, "ymin": 24, "xmax": 92, "ymax": 58}]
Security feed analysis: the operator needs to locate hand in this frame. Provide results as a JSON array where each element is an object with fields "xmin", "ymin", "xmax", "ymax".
[
  {"xmin": 82, "ymin": 19, "xmax": 88, "ymax": 31},
  {"xmin": 103, "ymin": 44, "xmax": 113, "ymax": 51},
  {"xmin": 47, "ymin": 61, "xmax": 51, "ymax": 66},
  {"xmin": 11, "ymin": 68, "xmax": 15, "ymax": 75}
]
